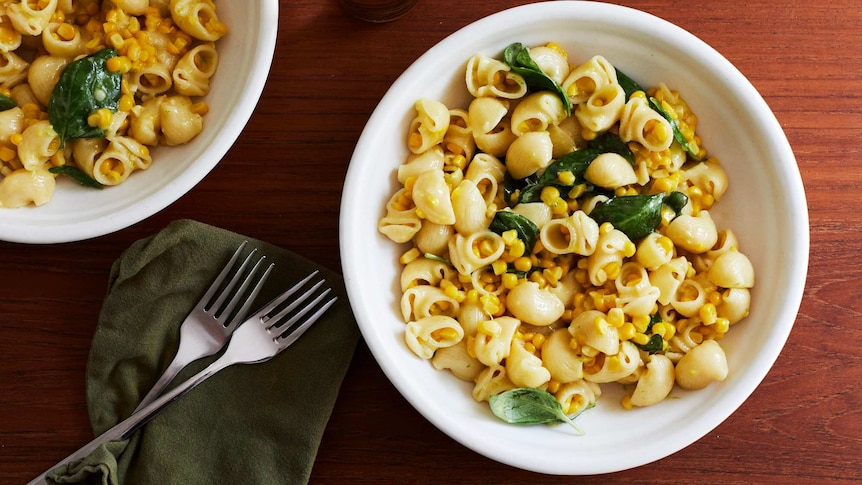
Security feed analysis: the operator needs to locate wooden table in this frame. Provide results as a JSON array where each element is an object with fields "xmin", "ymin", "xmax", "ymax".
[{"xmin": 2, "ymin": 1, "xmax": 860, "ymax": 483}]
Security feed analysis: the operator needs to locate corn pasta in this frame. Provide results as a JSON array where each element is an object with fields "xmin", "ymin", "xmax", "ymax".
[
  {"xmin": 0, "ymin": 0, "xmax": 227, "ymax": 208},
  {"xmin": 378, "ymin": 41, "xmax": 756, "ymax": 419}
]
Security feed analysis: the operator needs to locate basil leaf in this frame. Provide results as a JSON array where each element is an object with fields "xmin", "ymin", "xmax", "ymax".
[
  {"xmin": 664, "ymin": 190, "xmax": 688, "ymax": 215},
  {"xmin": 48, "ymin": 165, "xmax": 103, "ymax": 189},
  {"xmin": 489, "ymin": 210, "xmax": 539, "ymax": 254},
  {"xmin": 512, "ymin": 148, "xmax": 599, "ymax": 204},
  {"xmin": 636, "ymin": 333, "xmax": 665, "ymax": 353},
  {"xmin": 0, "ymin": 93, "xmax": 15, "ymax": 111},
  {"xmin": 615, "ymin": 67, "xmax": 646, "ymax": 100},
  {"xmin": 48, "ymin": 48, "xmax": 121, "ymax": 147},
  {"xmin": 508, "ymin": 133, "xmax": 632, "ymax": 204},
  {"xmin": 648, "ymin": 96, "xmax": 703, "ymax": 161},
  {"xmin": 587, "ymin": 132, "xmax": 635, "ymax": 165},
  {"xmin": 489, "ymin": 388, "xmax": 585, "ymax": 434},
  {"xmin": 589, "ymin": 193, "xmax": 664, "ymax": 240},
  {"xmin": 503, "ymin": 42, "xmax": 571, "ymax": 115}
]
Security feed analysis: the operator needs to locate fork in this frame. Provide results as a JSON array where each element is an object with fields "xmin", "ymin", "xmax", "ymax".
[
  {"xmin": 134, "ymin": 241, "xmax": 270, "ymax": 412},
  {"xmin": 28, "ymin": 270, "xmax": 337, "ymax": 485}
]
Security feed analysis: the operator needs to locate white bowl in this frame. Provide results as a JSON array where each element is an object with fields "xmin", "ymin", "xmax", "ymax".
[
  {"xmin": 0, "ymin": 1, "xmax": 278, "ymax": 244},
  {"xmin": 340, "ymin": 1, "xmax": 808, "ymax": 475}
]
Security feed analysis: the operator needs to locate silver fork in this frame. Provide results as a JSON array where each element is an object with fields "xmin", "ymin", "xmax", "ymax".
[
  {"xmin": 28, "ymin": 271, "xmax": 337, "ymax": 485},
  {"xmin": 134, "ymin": 241, "xmax": 269, "ymax": 412}
]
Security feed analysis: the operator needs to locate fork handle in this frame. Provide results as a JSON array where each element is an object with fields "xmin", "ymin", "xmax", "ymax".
[{"xmin": 27, "ymin": 357, "xmax": 233, "ymax": 485}]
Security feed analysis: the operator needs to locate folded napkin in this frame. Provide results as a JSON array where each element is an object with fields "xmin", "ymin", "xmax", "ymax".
[{"xmin": 48, "ymin": 219, "xmax": 360, "ymax": 485}]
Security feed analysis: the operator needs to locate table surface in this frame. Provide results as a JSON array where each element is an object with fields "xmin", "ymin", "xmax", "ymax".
[{"xmin": 2, "ymin": 1, "xmax": 861, "ymax": 483}]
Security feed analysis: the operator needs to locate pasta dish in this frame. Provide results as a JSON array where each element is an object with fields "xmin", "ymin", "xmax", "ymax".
[
  {"xmin": 0, "ymin": 0, "xmax": 226, "ymax": 208},
  {"xmin": 378, "ymin": 41, "xmax": 755, "ymax": 422}
]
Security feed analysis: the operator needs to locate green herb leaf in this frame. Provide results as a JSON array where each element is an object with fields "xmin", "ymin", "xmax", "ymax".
[
  {"xmin": 0, "ymin": 93, "xmax": 16, "ymax": 112},
  {"xmin": 489, "ymin": 388, "xmax": 585, "ymax": 434},
  {"xmin": 615, "ymin": 67, "xmax": 646, "ymax": 100},
  {"xmin": 48, "ymin": 166, "xmax": 103, "ymax": 189},
  {"xmin": 423, "ymin": 252, "xmax": 452, "ymax": 266},
  {"xmin": 588, "ymin": 190, "xmax": 688, "ymax": 240},
  {"xmin": 489, "ymin": 210, "xmax": 539, "ymax": 254},
  {"xmin": 503, "ymin": 42, "xmax": 571, "ymax": 115},
  {"xmin": 664, "ymin": 190, "xmax": 688, "ymax": 215},
  {"xmin": 508, "ymin": 133, "xmax": 633, "ymax": 204},
  {"xmin": 587, "ymin": 132, "xmax": 635, "ymax": 165},
  {"xmin": 48, "ymin": 48, "xmax": 121, "ymax": 148},
  {"xmin": 636, "ymin": 333, "xmax": 665, "ymax": 353},
  {"xmin": 648, "ymin": 96, "xmax": 703, "ymax": 161}
]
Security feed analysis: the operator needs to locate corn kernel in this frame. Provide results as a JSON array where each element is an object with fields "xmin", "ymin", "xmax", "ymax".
[
  {"xmin": 621, "ymin": 394, "xmax": 633, "ymax": 410},
  {"xmin": 478, "ymin": 319, "xmax": 501, "ymax": 337},
  {"xmin": 557, "ymin": 170, "xmax": 576, "ymax": 186},
  {"xmin": 699, "ymin": 303, "xmax": 718, "ymax": 326},
  {"xmin": 491, "ymin": 260, "xmax": 507, "ymax": 276},
  {"xmin": 399, "ymin": 247, "xmax": 421, "ymax": 265},
  {"xmin": 607, "ymin": 308, "xmax": 625, "ymax": 328},
  {"xmin": 618, "ymin": 322, "xmax": 636, "ymax": 341},
  {"xmin": 541, "ymin": 186, "xmax": 561, "ymax": 205},
  {"xmin": 631, "ymin": 333, "xmax": 650, "ymax": 346},
  {"xmin": 191, "ymin": 102, "xmax": 209, "ymax": 116},
  {"xmin": 430, "ymin": 327, "xmax": 459, "ymax": 342},
  {"xmin": 0, "ymin": 145, "xmax": 16, "ymax": 162},
  {"xmin": 513, "ymin": 256, "xmax": 532, "ymax": 273}
]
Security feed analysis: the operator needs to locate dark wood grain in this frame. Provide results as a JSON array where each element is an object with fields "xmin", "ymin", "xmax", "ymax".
[{"xmin": 2, "ymin": 1, "xmax": 860, "ymax": 483}]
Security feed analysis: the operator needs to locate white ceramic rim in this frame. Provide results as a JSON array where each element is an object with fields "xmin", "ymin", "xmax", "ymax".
[
  {"xmin": 340, "ymin": 0, "xmax": 809, "ymax": 475},
  {"xmin": 0, "ymin": 0, "xmax": 279, "ymax": 244}
]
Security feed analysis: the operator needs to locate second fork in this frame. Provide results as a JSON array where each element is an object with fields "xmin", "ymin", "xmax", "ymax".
[{"xmin": 134, "ymin": 241, "xmax": 271, "ymax": 411}]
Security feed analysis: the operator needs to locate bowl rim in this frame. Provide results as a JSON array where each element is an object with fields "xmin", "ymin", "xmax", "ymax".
[
  {"xmin": 340, "ymin": 0, "xmax": 809, "ymax": 474},
  {"xmin": 0, "ymin": 0, "xmax": 280, "ymax": 244}
]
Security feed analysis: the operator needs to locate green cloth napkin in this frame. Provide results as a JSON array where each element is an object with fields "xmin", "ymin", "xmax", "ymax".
[{"xmin": 48, "ymin": 219, "xmax": 359, "ymax": 485}]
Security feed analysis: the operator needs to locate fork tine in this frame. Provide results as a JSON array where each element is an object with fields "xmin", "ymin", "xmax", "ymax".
[
  {"xmin": 222, "ymin": 261, "xmax": 274, "ymax": 330},
  {"xmin": 197, "ymin": 240, "xmax": 248, "ymax": 307},
  {"xmin": 214, "ymin": 256, "xmax": 271, "ymax": 323},
  {"xmin": 268, "ymin": 287, "xmax": 332, "ymax": 334},
  {"xmin": 252, "ymin": 270, "xmax": 319, "ymax": 317},
  {"xmin": 205, "ymin": 246, "xmax": 259, "ymax": 315},
  {"xmin": 275, "ymin": 295, "xmax": 338, "ymax": 348},
  {"xmin": 264, "ymin": 280, "xmax": 325, "ymax": 324}
]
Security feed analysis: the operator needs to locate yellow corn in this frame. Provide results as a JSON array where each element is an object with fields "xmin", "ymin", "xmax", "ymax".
[
  {"xmin": 699, "ymin": 303, "xmax": 718, "ymax": 326},
  {"xmin": 531, "ymin": 333, "xmax": 545, "ymax": 350},
  {"xmin": 55, "ymin": 23, "xmax": 77, "ymax": 41},
  {"xmin": 0, "ymin": 145, "xmax": 16, "ymax": 162},
  {"xmin": 618, "ymin": 322, "xmax": 636, "ymax": 341},
  {"xmin": 191, "ymin": 102, "xmax": 209, "ymax": 116},
  {"xmin": 621, "ymin": 394, "xmax": 633, "ymax": 410},
  {"xmin": 540, "ymin": 186, "xmax": 560, "ymax": 205},
  {"xmin": 502, "ymin": 272, "xmax": 518, "ymax": 290},
  {"xmin": 513, "ymin": 256, "xmax": 532, "ymax": 273},
  {"xmin": 602, "ymin": 262, "xmax": 621, "ymax": 280},
  {"xmin": 87, "ymin": 108, "xmax": 113, "ymax": 130},
  {"xmin": 491, "ymin": 260, "xmax": 507, "ymax": 276},
  {"xmin": 118, "ymin": 93, "xmax": 135, "ymax": 112},
  {"xmin": 399, "ymin": 247, "xmax": 421, "ymax": 265},
  {"xmin": 106, "ymin": 56, "xmax": 132, "ymax": 74},
  {"xmin": 631, "ymin": 333, "xmax": 650, "ymax": 346},
  {"xmin": 9, "ymin": 133, "xmax": 22, "ymax": 146},
  {"xmin": 478, "ymin": 318, "xmax": 501, "ymax": 338},
  {"xmin": 607, "ymin": 308, "xmax": 625, "ymax": 328},
  {"xmin": 557, "ymin": 170, "xmax": 576, "ymax": 185},
  {"xmin": 501, "ymin": 229, "xmax": 518, "ymax": 245},
  {"xmin": 430, "ymin": 327, "xmax": 459, "ymax": 342},
  {"xmin": 547, "ymin": 379, "xmax": 561, "ymax": 394}
]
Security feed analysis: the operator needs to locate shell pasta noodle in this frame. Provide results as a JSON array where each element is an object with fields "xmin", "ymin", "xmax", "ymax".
[
  {"xmin": 0, "ymin": 0, "xmax": 227, "ymax": 208},
  {"xmin": 378, "ymin": 40, "xmax": 756, "ymax": 423}
]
